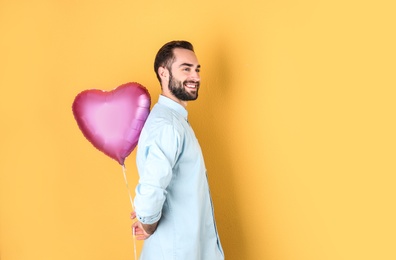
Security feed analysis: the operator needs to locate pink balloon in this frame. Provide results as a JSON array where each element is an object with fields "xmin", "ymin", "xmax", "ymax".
[{"xmin": 72, "ymin": 82, "xmax": 151, "ymax": 165}]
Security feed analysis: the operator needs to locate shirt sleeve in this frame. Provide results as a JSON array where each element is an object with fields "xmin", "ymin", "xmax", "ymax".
[{"xmin": 134, "ymin": 124, "xmax": 182, "ymax": 224}]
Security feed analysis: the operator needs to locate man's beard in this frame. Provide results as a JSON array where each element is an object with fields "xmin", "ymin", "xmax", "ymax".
[{"xmin": 168, "ymin": 73, "xmax": 199, "ymax": 101}]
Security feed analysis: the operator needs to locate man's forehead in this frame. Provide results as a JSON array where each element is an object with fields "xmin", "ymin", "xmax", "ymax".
[{"xmin": 173, "ymin": 48, "xmax": 199, "ymax": 65}]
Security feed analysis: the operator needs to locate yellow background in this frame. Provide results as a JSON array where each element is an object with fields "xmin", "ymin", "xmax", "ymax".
[{"xmin": 1, "ymin": 0, "xmax": 395, "ymax": 259}]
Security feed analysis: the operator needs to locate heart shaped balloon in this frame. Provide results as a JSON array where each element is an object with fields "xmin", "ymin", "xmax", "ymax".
[{"xmin": 72, "ymin": 82, "xmax": 151, "ymax": 165}]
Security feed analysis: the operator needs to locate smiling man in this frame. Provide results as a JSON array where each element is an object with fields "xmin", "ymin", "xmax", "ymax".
[{"xmin": 131, "ymin": 41, "xmax": 224, "ymax": 260}]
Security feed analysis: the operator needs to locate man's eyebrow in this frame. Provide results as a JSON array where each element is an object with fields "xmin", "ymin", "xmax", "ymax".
[{"xmin": 179, "ymin": 63, "xmax": 201, "ymax": 68}]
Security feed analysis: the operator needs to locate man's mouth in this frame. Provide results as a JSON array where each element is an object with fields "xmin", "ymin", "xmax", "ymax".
[{"xmin": 184, "ymin": 81, "xmax": 199, "ymax": 89}]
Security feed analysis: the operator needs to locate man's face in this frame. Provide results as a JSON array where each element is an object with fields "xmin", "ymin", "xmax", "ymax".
[{"xmin": 167, "ymin": 48, "xmax": 201, "ymax": 101}]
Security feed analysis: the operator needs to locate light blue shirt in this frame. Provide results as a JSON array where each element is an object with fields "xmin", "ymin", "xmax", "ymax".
[{"xmin": 134, "ymin": 95, "xmax": 224, "ymax": 260}]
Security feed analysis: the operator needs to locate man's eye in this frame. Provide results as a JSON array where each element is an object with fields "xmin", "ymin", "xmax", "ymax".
[
  {"xmin": 184, "ymin": 68, "xmax": 191, "ymax": 72},
  {"xmin": 196, "ymin": 69, "xmax": 200, "ymax": 73}
]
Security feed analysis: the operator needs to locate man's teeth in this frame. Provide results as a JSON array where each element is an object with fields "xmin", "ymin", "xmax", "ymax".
[{"xmin": 185, "ymin": 83, "xmax": 197, "ymax": 89}]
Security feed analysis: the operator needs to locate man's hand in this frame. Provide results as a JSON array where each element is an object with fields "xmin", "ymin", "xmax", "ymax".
[{"xmin": 131, "ymin": 212, "xmax": 158, "ymax": 240}]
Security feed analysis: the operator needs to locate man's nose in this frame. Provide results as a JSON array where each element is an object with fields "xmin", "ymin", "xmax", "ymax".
[{"xmin": 191, "ymin": 71, "xmax": 200, "ymax": 81}]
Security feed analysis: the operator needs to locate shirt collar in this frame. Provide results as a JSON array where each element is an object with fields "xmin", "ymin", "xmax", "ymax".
[{"xmin": 158, "ymin": 95, "xmax": 188, "ymax": 121}]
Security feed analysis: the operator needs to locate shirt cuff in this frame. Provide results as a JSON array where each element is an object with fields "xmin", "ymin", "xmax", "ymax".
[{"xmin": 136, "ymin": 211, "xmax": 161, "ymax": 225}]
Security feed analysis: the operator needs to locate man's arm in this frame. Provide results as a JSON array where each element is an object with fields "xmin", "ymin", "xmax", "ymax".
[{"xmin": 133, "ymin": 125, "xmax": 180, "ymax": 239}]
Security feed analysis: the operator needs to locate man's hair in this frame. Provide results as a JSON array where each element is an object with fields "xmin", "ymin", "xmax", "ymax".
[{"xmin": 154, "ymin": 40, "xmax": 194, "ymax": 84}]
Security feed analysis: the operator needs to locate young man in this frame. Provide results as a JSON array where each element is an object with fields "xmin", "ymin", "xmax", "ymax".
[{"xmin": 131, "ymin": 41, "xmax": 224, "ymax": 259}]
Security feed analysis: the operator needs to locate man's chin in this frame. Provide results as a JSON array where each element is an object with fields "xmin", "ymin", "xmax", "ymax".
[
  {"xmin": 188, "ymin": 92, "xmax": 198, "ymax": 100},
  {"xmin": 181, "ymin": 94, "xmax": 198, "ymax": 101},
  {"xmin": 183, "ymin": 89, "xmax": 198, "ymax": 101},
  {"xmin": 171, "ymin": 87, "xmax": 199, "ymax": 101}
]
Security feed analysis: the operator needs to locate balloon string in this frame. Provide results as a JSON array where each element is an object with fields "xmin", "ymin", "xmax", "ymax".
[
  {"xmin": 122, "ymin": 165, "xmax": 135, "ymax": 209},
  {"xmin": 122, "ymin": 165, "xmax": 137, "ymax": 260}
]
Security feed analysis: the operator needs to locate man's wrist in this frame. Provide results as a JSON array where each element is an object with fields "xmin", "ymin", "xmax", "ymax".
[{"xmin": 142, "ymin": 222, "xmax": 158, "ymax": 235}]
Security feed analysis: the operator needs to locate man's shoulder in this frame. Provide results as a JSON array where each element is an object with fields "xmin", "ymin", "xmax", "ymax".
[
  {"xmin": 147, "ymin": 103, "xmax": 185, "ymax": 125},
  {"xmin": 146, "ymin": 103, "xmax": 174, "ymax": 124},
  {"xmin": 139, "ymin": 104, "xmax": 184, "ymax": 145}
]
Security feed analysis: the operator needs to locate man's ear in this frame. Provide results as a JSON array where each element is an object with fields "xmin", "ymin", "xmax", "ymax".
[{"xmin": 158, "ymin": 66, "xmax": 169, "ymax": 80}]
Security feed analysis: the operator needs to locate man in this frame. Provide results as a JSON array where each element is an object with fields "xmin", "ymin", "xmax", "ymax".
[{"xmin": 131, "ymin": 41, "xmax": 224, "ymax": 259}]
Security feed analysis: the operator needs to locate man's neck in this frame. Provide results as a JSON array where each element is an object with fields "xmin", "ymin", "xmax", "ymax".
[{"xmin": 161, "ymin": 92, "xmax": 188, "ymax": 108}]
